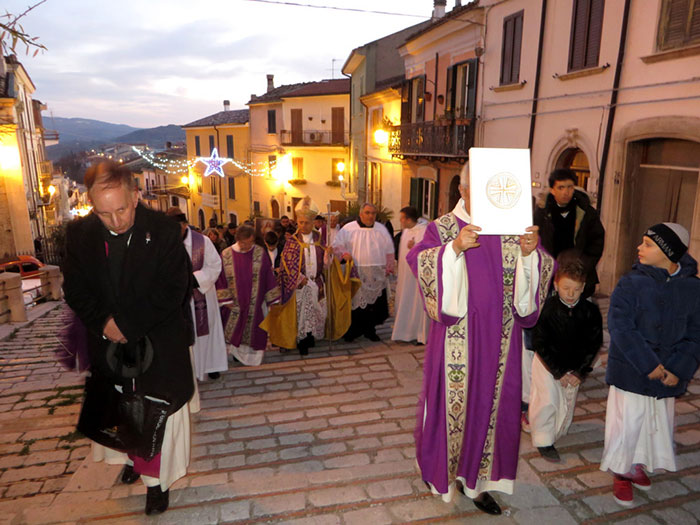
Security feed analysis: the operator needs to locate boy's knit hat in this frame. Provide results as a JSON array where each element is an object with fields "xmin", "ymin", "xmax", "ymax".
[{"xmin": 645, "ymin": 223, "xmax": 690, "ymax": 263}]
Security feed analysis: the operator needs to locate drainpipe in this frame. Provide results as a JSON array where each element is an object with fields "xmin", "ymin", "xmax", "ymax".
[
  {"xmin": 596, "ymin": 0, "xmax": 632, "ymax": 212},
  {"xmin": 433, "ymin": 52, "xmax": 439, "ymax": 120},
  {"xmin": 527, "ymin": 0, "xmax": 547, "ymax": 151}
]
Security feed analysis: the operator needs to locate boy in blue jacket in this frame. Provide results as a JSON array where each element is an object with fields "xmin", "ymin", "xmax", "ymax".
[{"xmin": 601, "ymin": 223, "xmax": 700, "ymax": 507}]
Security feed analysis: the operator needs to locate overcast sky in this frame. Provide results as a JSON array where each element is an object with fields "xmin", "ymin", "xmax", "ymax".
[{"xmin": 5, "ymin": 0, "xmax": 438, "ymax": 128}]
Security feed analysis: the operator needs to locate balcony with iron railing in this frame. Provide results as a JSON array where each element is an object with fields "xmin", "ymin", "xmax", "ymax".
[
  {"xmin": 280, "ymin": 129, "xmax": 349, "ymax": 147},
  {"xmin": 388, "ymin": 120, "xmax": 475, "ymax": 158}
]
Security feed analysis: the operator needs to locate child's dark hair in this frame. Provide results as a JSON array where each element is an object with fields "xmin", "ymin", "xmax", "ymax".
[
  {"xmin": 264, "ymin": 231, "xmax": 278, "ymax": 246},
  {"xmin": 555, "ymin": 250, "xmax": 586, "ymax": 283}
]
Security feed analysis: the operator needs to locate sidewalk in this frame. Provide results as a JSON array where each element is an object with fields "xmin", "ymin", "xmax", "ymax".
[{"xmin": 0, "ymin": 301, "xmax": 699, "ymax": 524}]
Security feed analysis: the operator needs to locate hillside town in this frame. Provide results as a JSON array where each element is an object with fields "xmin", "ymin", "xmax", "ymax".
[{"xmin": 1, "ymin": 0, "xmax": 700, "ymax": 523}]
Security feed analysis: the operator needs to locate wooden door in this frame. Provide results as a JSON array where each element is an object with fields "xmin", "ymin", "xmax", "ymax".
[
  {"xmin": 332, "ymin": 107, "xmax": 345, "ymax": 144},
  {"xmin": 291, "ymin": 109, "xmax": 303, "ymax": 144}
]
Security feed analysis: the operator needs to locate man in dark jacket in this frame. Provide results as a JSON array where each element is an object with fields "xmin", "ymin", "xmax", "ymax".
[
  {"xmin": 62, "ymin": 161, "xmax": 194, "ymax": 516},
  {"xmin": 534, "ymin": 169, "xmax": 605, "ymax": 298}
]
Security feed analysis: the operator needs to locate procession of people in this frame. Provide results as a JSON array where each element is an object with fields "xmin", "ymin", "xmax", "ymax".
[{"xmin": 61, "ymin": 159, "xmax": 699, "ymax": 517}]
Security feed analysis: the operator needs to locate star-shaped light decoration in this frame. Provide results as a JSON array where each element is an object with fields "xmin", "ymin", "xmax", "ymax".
[{"xmin": 197, "ymin": 148, "xmax": 231, "ymax": 177}]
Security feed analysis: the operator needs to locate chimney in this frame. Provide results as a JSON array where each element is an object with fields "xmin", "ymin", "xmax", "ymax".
[
  {"xmin": 433, "ymin": 0, "xmax": 446, "ymax": 19},
  {"xmin": 455, "ymin": 0, "xmax": 462, "ymax": 7},
  {"xmin": 266, "ymin": 74, "xmax": 275, "ymax": 93},
  {"xmin": 223, "ymin": 99, "xmax": 230, "ymax": 111}
]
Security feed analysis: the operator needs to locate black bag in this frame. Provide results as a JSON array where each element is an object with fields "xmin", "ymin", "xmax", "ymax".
[
  {"xmin": 77, "ymin": 336, "xmax": 172, "ymax": 460},
  {"xmin": 77, "ymin": 372, "xmax": 125, "ymax": 452}
]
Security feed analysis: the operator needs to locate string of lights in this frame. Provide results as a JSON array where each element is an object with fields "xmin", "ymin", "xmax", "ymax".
[{"xmin": 130, "ymin": 146, "xmax": 278, "ymax": 178}]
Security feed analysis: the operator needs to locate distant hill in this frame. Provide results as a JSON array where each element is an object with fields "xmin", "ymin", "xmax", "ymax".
[
  {"xmin": 47, "ymin": 116, "xmax": 141, "ymax": 143},
  {"xmin": 113, "ymin": 125, "xmax": 185, "ymax": 147},
  {"xmin": 45, "ymin": 118, "xmax": 185, "ymax": 160}
]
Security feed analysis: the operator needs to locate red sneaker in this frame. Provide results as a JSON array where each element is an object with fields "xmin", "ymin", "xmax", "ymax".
[
  {"xmin": 521, "ymin": 411, "xmax": 531, "ymax": 433},
  {"xmin": 613, "ymin": 474, "xmax": 634, "ymax": 507},
  {"xmin": 629, "ymin": 464, "xmax": 651, "ymax": 491}
]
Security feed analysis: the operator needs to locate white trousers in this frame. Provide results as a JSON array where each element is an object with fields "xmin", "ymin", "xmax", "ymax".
[
  {"xmin": 600, "ymin": 385, "xmax": 676, "ymax": 475},
  {"xmin": 529, "ymin": 354, "xmax": 579, "ymax": 447}
]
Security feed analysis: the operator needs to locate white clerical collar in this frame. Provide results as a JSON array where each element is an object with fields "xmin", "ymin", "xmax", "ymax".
[
  {"xmin": 301, "ymin": 232, "xmax": 313, "ymax": 241},
  {"xmin": 452, "ymin": 198, "xmax": 472, "ymax": 223}
]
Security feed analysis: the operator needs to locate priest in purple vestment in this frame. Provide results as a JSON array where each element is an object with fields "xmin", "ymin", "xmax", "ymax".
[
  {"xmin": 407, "ymin": 165, "xmax": 555, "ymax": 515},
  {"xmin": 278, "ymin": 205, "xmax": 328, "ymax": 356},
  {"xmin": 216, "ymin": 225, "xmax": 281, "ymax": 366}
]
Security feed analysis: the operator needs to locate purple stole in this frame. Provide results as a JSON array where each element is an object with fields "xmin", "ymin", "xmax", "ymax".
[{"xmin": 190, "ymin": 230, "xmax": 209, "ymax": 337}]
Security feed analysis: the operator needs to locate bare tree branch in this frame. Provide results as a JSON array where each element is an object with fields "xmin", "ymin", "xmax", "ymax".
[{"xmin": 0, "ymin": 1, "xmax": 48, "ymax": 56}]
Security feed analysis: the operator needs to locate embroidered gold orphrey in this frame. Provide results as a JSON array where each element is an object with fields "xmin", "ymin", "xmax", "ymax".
[
  {"xmin": 218, "ymin": 245, "xmax": 265, "ymax": 344},
  {"xmin": 477, "ymin": 238, "xmax": 554, "ymax": 480},
  {"xmin": 417, "ymin": 212, "xmax": 468, "ymax": 481}
]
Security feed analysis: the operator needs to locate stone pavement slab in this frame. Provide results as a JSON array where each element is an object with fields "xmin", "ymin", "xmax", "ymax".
[{"xmin": 0, "ymin": 300, "xmax": 699, "ymax": 523}]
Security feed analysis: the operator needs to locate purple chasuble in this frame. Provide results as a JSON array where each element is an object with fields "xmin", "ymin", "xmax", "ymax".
[
  {"xmin": 407, "ymin": 212, "xmax": 554, "ymax": 496},
  {"xmin": 216, "ymin": 244, "xmax": 281, "ymax": 351},
  {"xmin": 190, "ymin": 229, "xmax": 209, "ymax": 337}
]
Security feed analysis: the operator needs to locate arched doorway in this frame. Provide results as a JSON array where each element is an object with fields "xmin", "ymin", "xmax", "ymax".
[
  {"xmin": 270, "ymin": 199, "xmax": 280, "ymax": 218},
  {"xmin": 198, "ymin": 209, "xmax": 205, "ymax": 230},
  {"xmin": 556, "ymin": 148, "xmax": 590, "ymax": 192},
  {"xmin": 448, "ymin": 174, "xmax": 461, "ymax": 211},
  {"xmin": 622, "ymin": 137, "xmax": 700, "ymax": 269}
]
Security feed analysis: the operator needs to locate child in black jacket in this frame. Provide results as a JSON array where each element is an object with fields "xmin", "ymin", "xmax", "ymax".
[{"xmin": 529, "ymin": 254, "xmax": 603, "ymax": 462}]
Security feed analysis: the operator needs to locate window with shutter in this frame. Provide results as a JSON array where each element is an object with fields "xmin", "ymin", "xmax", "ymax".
[
  {"xmin": 445, "ymin": 66, "xmax": 455, "ymax": 117},
  {"xmin": 208, "ymin": 135, "xmax": 215, "ymax": 154},
  {"xmin": 401, "ymin": 82, "xmax": 411, "ymax": 124},
  {"xmin": 411, "ymin": 77, "xmax": 425, "ymax": 123},
  {"xmin": 267, "ymin": 109, "xmax": 276, "ymax": 133},
  {"xmin": 568, "ymin": 0, "xmax": 605, "ymax": 72},
  {"xmin": 293, "ymin": 157, "xmax": 304, "ymax": 179},
  {"xmin": 194, "ymin": 136, "xmax": 201, "ymax": 156},
  {"xmin": 466, "ymin": 59, "xmax": 478, "ymax": 119},
  {"xmin": 226, "ymin": 135, "xmax": 234, "ymax": 159},
  {"xmin": 658, "ymin": 0, "xmax": 700, "ymax": 50},
  {"xmin": 228, "ymin": 177, "xmax": 236, "ymax": 200},
  {"xmin": 500, "ymin": 11, "xmax": 524, "ymax": 85}
]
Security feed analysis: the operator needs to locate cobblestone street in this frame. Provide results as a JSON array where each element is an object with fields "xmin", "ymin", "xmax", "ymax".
[{"xmin": 0, "ymin": 301, "xmax": 699, "ymax": 524}]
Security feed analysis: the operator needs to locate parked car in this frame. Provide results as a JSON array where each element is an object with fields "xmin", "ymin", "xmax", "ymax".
[{"xmin": 0, "ymin": 255, "xmax": 45, "ymax": 278}]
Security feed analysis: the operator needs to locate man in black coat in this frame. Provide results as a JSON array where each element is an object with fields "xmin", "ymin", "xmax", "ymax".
[
  {"xmin": 534, "ymin": 168, "xmax": 605, "ymax": 298},
  {"xmin": 62, "ymin": 161, "xmax": 194, "ymax": 515}
]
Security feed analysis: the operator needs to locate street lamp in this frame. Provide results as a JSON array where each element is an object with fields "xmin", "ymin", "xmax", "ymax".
[
  {"xmin": 373, "ymin": 129, "xmax": 389, "ymax": 146},
  {"xmin": 180, "ymin": 175, "xmax": 189, "ymax": 185},
  {"xmin": 47, "ymin": 185, "xmax": 56, "ymax": 197}
]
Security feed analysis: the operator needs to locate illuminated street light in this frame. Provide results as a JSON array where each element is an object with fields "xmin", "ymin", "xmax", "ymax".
[
  {"xmin": 374, "ymin": 129, "xmax": 389, "ymax": 145},
  {"xmin": 181, "ymin": 175, "xmax": 189, "ymax": 185},
  {"xmin": 47, "ymin": 185, "xmax": 56, "ymax": 196},
  {"xmin": 336, "ymin": 161, "xmax": 346, "ymax": 173}
]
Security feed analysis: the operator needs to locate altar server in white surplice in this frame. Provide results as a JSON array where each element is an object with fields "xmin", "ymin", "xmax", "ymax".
[
  {"xmin": 167, "ymin": 207, "xmax": 228, "ymax": 381},
  {"xmin": 392, "ymin": 206, "xmax": 429, "ymax": 344}
]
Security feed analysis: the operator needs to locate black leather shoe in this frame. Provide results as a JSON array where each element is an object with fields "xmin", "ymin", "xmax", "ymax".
[
  {"xmin": 145, "ymin": 486, "xmax": 169, "ymax": 515},
  {"xmin": 208, "ymin": 372, "xmax": 221, "ymax": 380},
  {"xmin": 120, "ymin": 464, "xmax": 140, "ymax": 485},
  {"xmin": 365, "ymin": 331, "xmax": 380, "ymax": 342},
  {"xmin": 473, "ymin": 492, "xmax": 501, "ymax": 515},
  {"xmin": 537, "ymin": 445, "xmax": 561, "ymax": 463}
]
